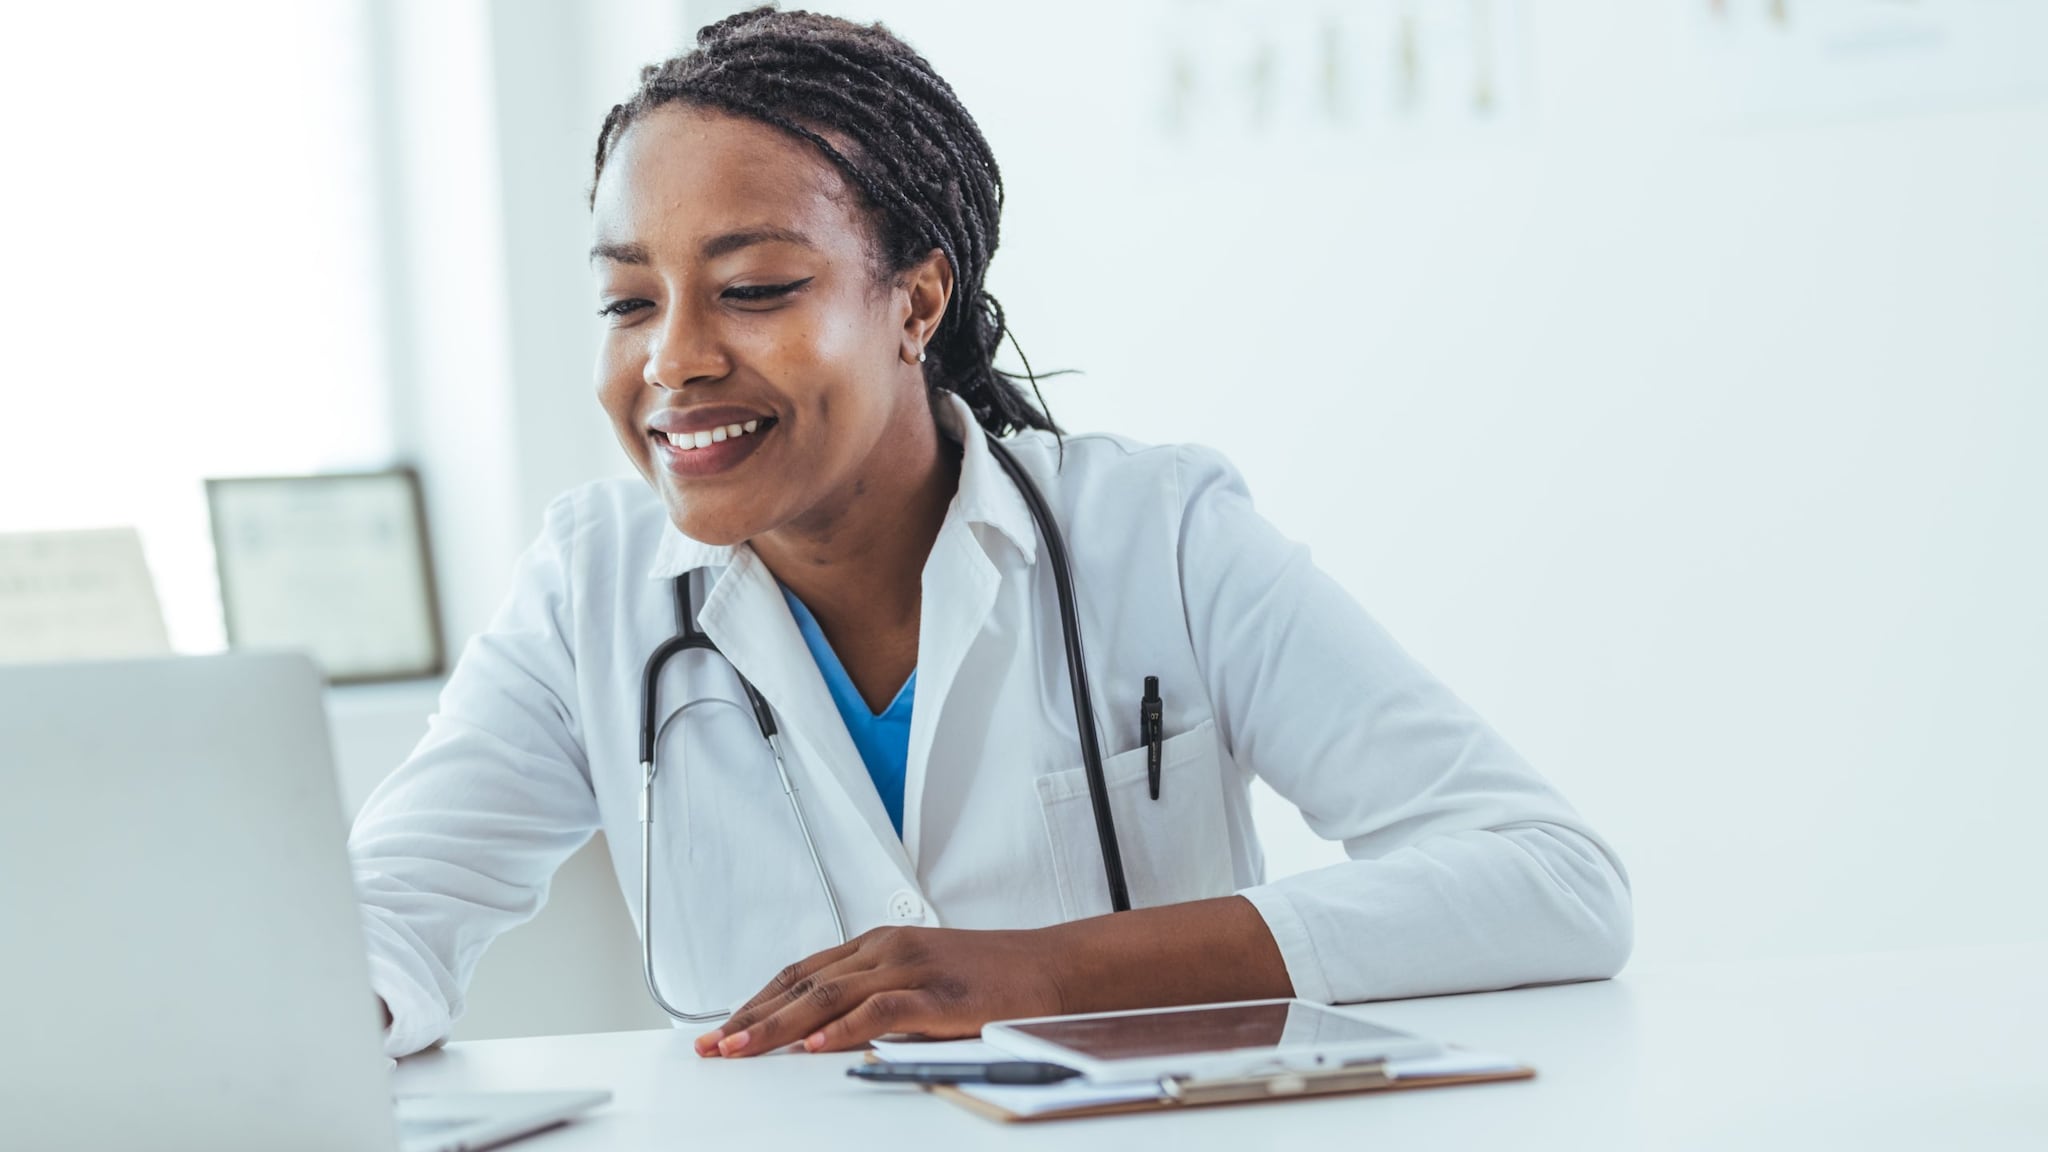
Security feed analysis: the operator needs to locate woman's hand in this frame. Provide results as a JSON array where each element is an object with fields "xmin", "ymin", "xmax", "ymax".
[
  {"xmin": 694, "ymin": 895, "xmax": 1294, "ymax": 1058},
  {"xmin": 695, "ymin": 925, "xmax": 1068, "ymax": 1057}
]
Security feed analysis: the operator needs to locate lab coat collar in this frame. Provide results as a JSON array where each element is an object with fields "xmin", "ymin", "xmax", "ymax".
[
  {"xmin": 934, "ymin": 389, "xmax": 1039, "ymax": 565},
  {"xmin": 645, "ymin": 389, "xmax": 1038, "ymax": 581}
]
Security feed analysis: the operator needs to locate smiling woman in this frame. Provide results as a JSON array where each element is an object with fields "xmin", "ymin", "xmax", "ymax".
[{"xmin": 347, "ymin": 6, "xmax": 1633, "ymax": 1063}]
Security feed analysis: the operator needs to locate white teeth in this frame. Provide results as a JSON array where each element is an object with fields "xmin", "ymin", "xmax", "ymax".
[{"xmin": 662, "ymin": 419, "xmax": 768, "ymax": 451}]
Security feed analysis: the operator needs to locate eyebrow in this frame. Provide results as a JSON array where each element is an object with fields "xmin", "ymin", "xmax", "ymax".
[
  {"xmin": 588, "ymin": 226, "xmax": 816, "ymax": 265},
  {"xmin": 589, "ymin": 240, "xmax": 652, "ymax": 265}
]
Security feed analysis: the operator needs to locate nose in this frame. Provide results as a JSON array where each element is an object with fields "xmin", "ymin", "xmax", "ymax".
[{"xmin": 644, "ymin": 302, "xmax": 728, "ymax": 391}]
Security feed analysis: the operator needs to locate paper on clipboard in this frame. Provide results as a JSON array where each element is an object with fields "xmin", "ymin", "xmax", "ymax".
[
  {"xmin": 950, "ymin": 1049, "xmax": 1524, "ymax": 1118},
  {"xmin": 1386, "ymin": 1049, "xmax": 1522, "ymax": 1080},
  {"xmin": 865, "ymin": 1037, "xmax": 1527, "ymax": 1119},
  {"xmin": 867, "ymin": 1038, "xmax": 1008, "ymax": 1062}
]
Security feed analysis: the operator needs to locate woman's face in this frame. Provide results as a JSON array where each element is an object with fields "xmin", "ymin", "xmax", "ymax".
[{"xmin": 590, "ymin": 105, "xmax": 945, "ymax": 546}]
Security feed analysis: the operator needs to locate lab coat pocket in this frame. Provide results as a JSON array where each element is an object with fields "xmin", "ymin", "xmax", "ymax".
[{"xmin": 1034, "ymin": 718, "xmax": 1236, "ymax": 918}]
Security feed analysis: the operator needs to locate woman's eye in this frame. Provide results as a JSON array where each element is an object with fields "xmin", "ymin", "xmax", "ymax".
[
  {"xmin": 722, "ymin": 277, "xmax": 813, "ymax": 302},
  {"xmin": 597, "ymin": 298, "xmax": 651, "ymax": 319}
]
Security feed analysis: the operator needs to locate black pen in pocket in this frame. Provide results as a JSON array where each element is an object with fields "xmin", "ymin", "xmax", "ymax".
[{"xmin": 1142, "ymin": 675, "xmax": 1163, "ymax": 800}]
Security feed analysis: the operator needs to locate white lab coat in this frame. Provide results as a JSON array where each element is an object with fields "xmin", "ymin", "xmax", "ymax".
[{"xmin": 350, "ymin": 391, "xmax": 1632, "ymax": 1058}]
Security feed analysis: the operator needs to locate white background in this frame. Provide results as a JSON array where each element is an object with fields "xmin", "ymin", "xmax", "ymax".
[{"xmin": 0, "ymin": 2, "xmax": 389, "ymax": 652}]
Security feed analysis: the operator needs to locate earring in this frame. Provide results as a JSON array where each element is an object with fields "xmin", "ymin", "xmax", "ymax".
[{"xmin": 917, "ymin": 348, "xmax": 927, "ymax": 363}]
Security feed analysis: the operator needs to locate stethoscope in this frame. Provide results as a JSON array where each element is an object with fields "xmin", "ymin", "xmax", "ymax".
[{"xmin": 637, "ymin": 429, "xmax": 1132, "ymax": 1023}]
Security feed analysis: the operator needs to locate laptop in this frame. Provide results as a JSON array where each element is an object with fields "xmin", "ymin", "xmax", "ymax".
[{"xmin": 0, "ymin": 652, "xmax": 608, "ymax": 1152}]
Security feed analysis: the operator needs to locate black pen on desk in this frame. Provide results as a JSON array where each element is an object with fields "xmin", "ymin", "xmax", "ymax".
[
  {"xmin": 847, "ymin": 1061, "xmax": 1082, "ymax": 1086},
  {"xmin": 1142, "ymin": 675, "xmax": 1163, "ymax": 799}
]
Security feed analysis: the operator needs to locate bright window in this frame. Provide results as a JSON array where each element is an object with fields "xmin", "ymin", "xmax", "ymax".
[{"xmin": 0, "ymin": 1, "xmax": 388, "ymax": 652}]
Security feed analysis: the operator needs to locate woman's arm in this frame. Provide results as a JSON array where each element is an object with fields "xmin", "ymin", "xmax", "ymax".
[
  {"xmin": 1171, "ymin": 443, "xmax": 1633, "ymax": 1004},
  {"xmin": 349, "ymin": 491, "xmax": 601, "ymax": 1057},
  {"xmin": 700, "ymin": 444, "xmax": 1630, "ymax": 1057}
]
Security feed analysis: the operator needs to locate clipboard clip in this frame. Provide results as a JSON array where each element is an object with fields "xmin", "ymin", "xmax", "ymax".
[{"xmin": 1160, "ymin": 1062, "xmax": 1391, "ymax": 1106}]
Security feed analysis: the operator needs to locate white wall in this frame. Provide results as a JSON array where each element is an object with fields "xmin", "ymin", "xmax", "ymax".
[
  {"xmin": 851, "ymin": 0, "xmax": 2048, "ymax": 966},
  {"xmin": 338, "ymin": 0, "xmax": 2048, "ymax": 1039}
]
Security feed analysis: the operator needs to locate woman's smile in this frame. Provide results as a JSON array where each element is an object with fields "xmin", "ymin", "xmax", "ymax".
[{"xmin": 647, "ymin": 405, "xmax": 781, "ymax": 479}]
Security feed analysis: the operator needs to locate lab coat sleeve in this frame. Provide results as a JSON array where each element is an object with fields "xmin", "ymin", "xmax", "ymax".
[
  {"xmin": 347, "ymin": 492, "xmax": 601, "ymax": 1057},
  {"xmin": 1174, "ymin": 445, "xmax": 1633, "ymax": 1004}
]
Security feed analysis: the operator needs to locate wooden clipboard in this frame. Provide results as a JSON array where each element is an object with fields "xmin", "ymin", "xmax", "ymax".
[{"xmin": 927, "ymin": 1060, "xmax": 1537, "ymax": 1123}]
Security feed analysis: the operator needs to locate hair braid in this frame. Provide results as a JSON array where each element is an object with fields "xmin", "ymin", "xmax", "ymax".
[{"xmin": 590, "ymin": 6, "xmax": 1063, "ymax": 439}]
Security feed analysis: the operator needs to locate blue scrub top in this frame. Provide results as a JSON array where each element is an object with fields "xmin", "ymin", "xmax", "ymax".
[{"xmin": 779, "ymin": 585, "xmax": 915, "ymax": 837}]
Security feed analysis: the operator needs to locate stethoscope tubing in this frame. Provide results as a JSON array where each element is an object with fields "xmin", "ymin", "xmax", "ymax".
[{"xmin": 981, "ymin": 432, "xmax": 1131, "ymax": 912}]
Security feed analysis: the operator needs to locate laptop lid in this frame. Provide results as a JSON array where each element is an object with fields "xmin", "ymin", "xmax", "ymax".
[{"xmin": 0, "ymin": 652, "xmax": 398, "ymax": 1152}]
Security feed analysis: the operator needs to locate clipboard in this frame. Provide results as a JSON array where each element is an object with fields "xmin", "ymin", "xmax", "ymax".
[{"xmin": 921, "ymin": 1057, "xmax": 1536, "ymax": 1123}]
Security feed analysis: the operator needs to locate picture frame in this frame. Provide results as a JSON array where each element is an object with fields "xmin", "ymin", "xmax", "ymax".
[{"xmin": 206, "ymin": 467, "xmax": 445, "ymax": 684}]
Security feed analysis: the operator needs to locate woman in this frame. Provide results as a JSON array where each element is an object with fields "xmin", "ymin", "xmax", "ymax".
[{"xmin": 350, "ymin": 7, "xmax": 1631, "ymax": 1061}]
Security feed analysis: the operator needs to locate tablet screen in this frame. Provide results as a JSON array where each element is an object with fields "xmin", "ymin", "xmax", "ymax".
[{"xmin": 1003, "ymin": 1002, "xmax": 1416, "ymax": 1061}]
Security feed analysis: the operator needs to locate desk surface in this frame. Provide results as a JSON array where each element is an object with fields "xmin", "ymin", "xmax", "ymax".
[{"xmin": 394, "ymin": 942, "xmax": 2047, "ymax": 1150}]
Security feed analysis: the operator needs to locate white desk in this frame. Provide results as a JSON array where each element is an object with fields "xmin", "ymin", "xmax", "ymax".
[{"xmin": 394, "ymin": 943, "xmax": 2048, "ymax": 1149}]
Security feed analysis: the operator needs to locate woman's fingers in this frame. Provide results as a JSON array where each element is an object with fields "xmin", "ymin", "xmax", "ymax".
[
  {"xmin": 696, "ymin": 938, "xmax": 867, "ymax": 1055},
  {"xmin": 804, "ymin": 990, "xmax": 964, "ymax": 1053},
  {"xmin": 706, "ymin": 953, "xmax": 871, "ymax": 1054},
  {"xmin": 736, "ymin": 938, "xmax": 866, "ymax": 1018},
  {"xmin": 713, "ymin": 969, "xmax": 914, "ymax": 1057}
]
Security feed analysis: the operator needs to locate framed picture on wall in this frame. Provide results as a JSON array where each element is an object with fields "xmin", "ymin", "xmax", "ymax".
[{"xmin": 206, "ymin": 468, "xmax": 445, "ymax": 684}]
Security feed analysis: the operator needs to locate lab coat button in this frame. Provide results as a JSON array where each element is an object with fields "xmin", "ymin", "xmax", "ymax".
[{"xmin": 886, "ymin": 890, "xmax": 924, "ymax": 922}]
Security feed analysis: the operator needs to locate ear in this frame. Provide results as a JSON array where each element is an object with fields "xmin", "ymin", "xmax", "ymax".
[{"xmin": 898, "ymin": 247, "xmax": 954, "ymax": 365}]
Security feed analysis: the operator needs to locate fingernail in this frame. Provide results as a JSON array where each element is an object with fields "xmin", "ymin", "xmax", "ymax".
[
  {"xmin": 718, "ymin": 1029, "xmax": 750, "ymax": 1056},
  {"xmin": 804, "ymin": 1033, "xmax": 825, "ymax": 1052},
  {"xmin": 694, "ymin": 1031, "xmax": 721, "ymax": 1056}
]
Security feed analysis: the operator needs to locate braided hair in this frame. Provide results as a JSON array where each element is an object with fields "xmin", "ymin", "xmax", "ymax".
[{"xmin": 591, "ymin": 6, "xmax": 1061, "ymax": 439}]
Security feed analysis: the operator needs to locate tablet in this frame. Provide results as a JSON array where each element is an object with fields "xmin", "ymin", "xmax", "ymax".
[{"xmin": 980, "ymin": 999, "xmax": 1442, "ymax": 1083}]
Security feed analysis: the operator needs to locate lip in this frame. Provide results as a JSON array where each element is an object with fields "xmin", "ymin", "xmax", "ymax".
[
  {"xmin": 650, "ymin": 419, "xmax": 775, "ymax": 480},
  {"xmin": 648, "ymin": 405, "xmax": 777, "ymax": 436}
]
